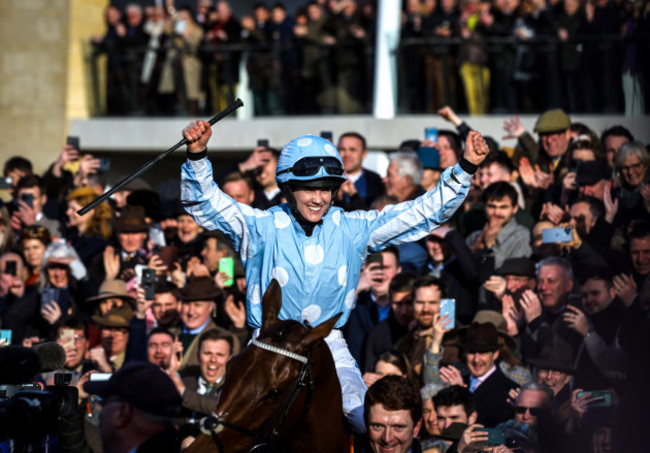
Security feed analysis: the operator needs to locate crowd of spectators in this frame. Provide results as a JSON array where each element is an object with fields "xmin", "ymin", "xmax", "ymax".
[
  {"xmin": 0, "ymin": 104, "xmax": 649, "ymax": 451},
  {"xmin": 91, "ymin": 0, "xmax": 650, "ymax": 118}
]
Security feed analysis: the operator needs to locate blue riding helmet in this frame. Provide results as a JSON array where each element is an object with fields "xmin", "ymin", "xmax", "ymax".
[{"xmin": 276, "ymin": 135, "xmax": 347, "ymax": 186}]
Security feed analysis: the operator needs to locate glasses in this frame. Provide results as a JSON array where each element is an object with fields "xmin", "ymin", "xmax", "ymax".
[
  {"xmin": 276, "ymin": 157, "xmax": 343, "ymax": 177},
  {"xmin": 514, "ymin": 406, "xmax": 543, "ymax": 416},
  {"xmin": 619, "ymin": 162, "xmax": 644, "ymax": 173}
]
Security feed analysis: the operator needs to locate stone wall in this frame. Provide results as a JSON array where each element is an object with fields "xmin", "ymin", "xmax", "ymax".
[{"xmin": 0, "ymin": 0, "xmax": 106, "ymax": 177}]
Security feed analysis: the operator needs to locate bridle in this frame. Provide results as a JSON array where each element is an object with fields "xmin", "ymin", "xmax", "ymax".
[{"xmin": 199, "ymin": 338, "xmax": 314, "ymax": 453}]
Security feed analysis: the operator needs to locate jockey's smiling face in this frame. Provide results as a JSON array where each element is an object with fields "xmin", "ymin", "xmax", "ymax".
[{"xmin": 292, "ymin": 188, "xmax": 333, "ymax": 223}]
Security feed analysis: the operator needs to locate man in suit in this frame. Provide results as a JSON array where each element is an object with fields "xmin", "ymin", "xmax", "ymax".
[
  {"xmin": 440, "ymin": 322, "xmax": 518, "ymax": 427},
  {"xmin": 336, "ymin": 132, "xmax": 384, "ymax": 210},
  {"xmin": 174, "ymin": 275, "xmax": 240, "ymax": 371},
  {"xmin": 166, "ymin": 328, "xmax": 235, "ymax": 417}
]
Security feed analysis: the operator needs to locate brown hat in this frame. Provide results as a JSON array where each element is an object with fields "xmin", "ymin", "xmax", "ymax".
[
  {"xmin": 92, "ymin": 304, "xmax": 133, "ymax": 328},
  {"xmin": 527, "ymin": 338, "xmax": 576, "ymax": 374},
  {"xmin": 114, "ymin": 205, "xmax": 150, "ymax": 233},
  {"xmin": 86, "ymin": 279, "xmax": 136, "ymax": 309},
  {"xmin": 179, "ymin": 275, "xmax": 221, "ymax": 302},
  {"xmin": 84, "ymin": 362, "xmax": 181, "ymax": 417},
  {"xmin": 454, "ymin": 310, "xmax": 516, "ymax": 352},
  {"xmin": 460, "ymin": 322, "xmax": 500, "ymax": 352}
]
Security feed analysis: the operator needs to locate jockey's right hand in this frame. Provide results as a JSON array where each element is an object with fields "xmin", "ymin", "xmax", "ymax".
[{"xmin": 184, "ymin": 120, "xmax": 212, "ymax": 153}]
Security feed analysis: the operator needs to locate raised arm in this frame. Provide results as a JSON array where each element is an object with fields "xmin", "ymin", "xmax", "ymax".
[{"xmin": 364, "ymin": 131, "xmax": 490, "ymax": 253}]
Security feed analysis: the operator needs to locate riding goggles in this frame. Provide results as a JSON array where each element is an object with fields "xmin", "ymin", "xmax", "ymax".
[{"xmin": 277, "ymin": 157, "xmax": 344, "ymax": 177}]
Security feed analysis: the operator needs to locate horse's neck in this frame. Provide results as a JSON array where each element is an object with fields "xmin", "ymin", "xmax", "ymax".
[{"xmin": 287, "ymin": 344, "xmax": 348, "ymax": 452}]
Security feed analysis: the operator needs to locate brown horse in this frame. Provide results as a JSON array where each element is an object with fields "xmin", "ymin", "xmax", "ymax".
[{"xmin": 185, "ymin": 280, "xmax": 350, "ymax": 453}]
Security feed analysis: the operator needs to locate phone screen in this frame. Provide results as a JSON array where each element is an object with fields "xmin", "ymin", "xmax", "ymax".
[
  {"xmin": 66, "ymin": 136, "xmax": 80, "ymax": 150},
  {"xmin": 41, "ymin": 287, "xmax": 61, "ymax": 309},
  {"xmin": 0, "ymin": 330, "xmax": 12, "ymax": 346},
  {"xmin": 440, "ymin": 299, "xmax": 456, "ymax": 329},
  {"xmin": 257, "ymin": 139, "xmax": 269, "ymax": 148},
  {"xmin": 20, "ymin": 193, "xmax": 35, "ymax": 208},
  {"xmin": 219, "ymin": 257, "xmax": 234, "ymax": 287},
  {"xmin": 59, "ymin": 328, "xmax": 75, "ymax": 350},
  {"xmin": 4, "ymin": 260, "xmax": 17, "ymax": 276}
]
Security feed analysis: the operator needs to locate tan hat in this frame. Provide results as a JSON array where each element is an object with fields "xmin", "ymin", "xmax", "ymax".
[
  {"xmin": 534, "ymin": 109, "xmax": 571, "ymax": 133},
  {"xmin": 86, "ymin": 279, "xmax": 136, "ymax": 309},
  {"xmin": 92, "ymin": 304, "xmax": 133, "ymax": 328}
]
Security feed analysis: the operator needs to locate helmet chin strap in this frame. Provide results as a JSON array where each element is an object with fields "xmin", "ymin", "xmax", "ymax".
[{"xmin": 280, "ymin": 184, "xmax": 340, "ymax": 237}]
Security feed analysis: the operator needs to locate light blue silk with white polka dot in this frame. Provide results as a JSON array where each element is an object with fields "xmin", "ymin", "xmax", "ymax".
[{"xmin": 181, "ymin": 157, "xmax": 473, "ymax": 329}]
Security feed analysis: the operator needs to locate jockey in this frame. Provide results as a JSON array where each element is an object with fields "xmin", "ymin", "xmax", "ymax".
[{"xmin": 180, "ymin": 120, "xmax": 489, "ymax": 433}]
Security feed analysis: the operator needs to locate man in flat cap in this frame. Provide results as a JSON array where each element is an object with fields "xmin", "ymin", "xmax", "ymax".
[
  {"xmin": 503, "ymin": 109, "xmax": 573, "ymax": 180},
  {"xmin": 84, "ymin": 362, "xmax": 182, "ymax": 452}
]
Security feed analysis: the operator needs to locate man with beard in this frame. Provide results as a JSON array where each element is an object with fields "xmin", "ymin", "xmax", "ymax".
[
  {"xmin": 395, "ymin": 275, "xmax": 444, "ymax": 387},
  {"xmin": 466, "ymin": 182, "xmax": 532, "ymax": 269}
]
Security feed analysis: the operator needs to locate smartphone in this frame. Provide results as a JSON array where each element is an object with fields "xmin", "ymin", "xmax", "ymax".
[
  {"xmin": 257, "ymin": 139, "xmax": 269, "ymax": 148},
  {"xmin": 20, "ymin": 193, "xmax": 34, "ymax": 209},
  {"xmin": 440, "ymin": 422, "xmax": 469, "ymax": 441},
  {"xmin": 141, "ymin": 268, "xmax": 157, "ymax": 300},
  {"xmin": 366, "ymin": 253, "xmax": 384, "ymax": 269},
  {"xmin": 59, "ymin": 328, "xmax": 75, "ymax": 350},
  {"xmin": 219, "ymin": 257, "xmax": 234, "ymax": 287},
  {"xmin": 425, "ymin": 127, "xmax": 439, "ymax": 142},
  {"xmin": 89, "ymin": 373, "xmax": 113, "ymax": 382},
  {"xmin": 4, "ymin": 260, "xmax": 17, "ymax": 276},
  {"xmin": 542, "ymin": 227, "xmax": 573, "ymax": 244},
  {"xmin": 149, "ymin": 225, "xmax": 166, "ymax": 248},
  {"xmin": 478, "ymin": 255, "xmax": 495, "ymax": 283},
  {"xmin": 567, "ymin": 293, "xmax": 581, "ymax": 307},
  {"xmin": 98, "ymin": 158, "xmax": 111, "ymax": 172},
  {"xmin": 320, "ymin": 131, "xmax": 333, "ymax": 142},
  {"xmin": 0, "ymin": 177, "xmax": 12, "ymax": 190},
  {"xmin": 0, "ymin": 330, "xmax": 12, "ymax": 346},
  {"xmin": 577, "ymin": 390, "xmax": 612, "ymax": 408},
  {"xmin": 66, "ymin": 135, "xmax": 80, "ymax": 150},
  {"xmin": 158, "ymin": 246, "xmax": 178, "ymax": 270},
  {"xmin": 440, "ymin": 299, "xmax": 456, "ymax": 329},
  {"xmin": 41, "ymin": 287, "xmax": 61, "ymax": 310},
  {"xmin": 476, "ymin": 427, "xmax": 506, "ymax": 446}
]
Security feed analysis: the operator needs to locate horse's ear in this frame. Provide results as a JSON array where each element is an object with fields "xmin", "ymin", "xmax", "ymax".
[
  {"xmin": 261, "ymin": 279, "xmax": 283, "ymax": 332},
  {"xmin": 301, "ymin": 312, "xmax": 342, "ymax": 349}
]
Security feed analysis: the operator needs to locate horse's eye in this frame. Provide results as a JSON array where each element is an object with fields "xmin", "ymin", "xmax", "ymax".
[{"xmin": 266, "ymin": 389, "xmax": 282, "ymax": 401}]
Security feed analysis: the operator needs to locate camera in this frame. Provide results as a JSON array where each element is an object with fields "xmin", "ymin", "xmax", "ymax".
[{"xmin": 0, "ymin": 372, "xmax": 78, "ymax": 446}]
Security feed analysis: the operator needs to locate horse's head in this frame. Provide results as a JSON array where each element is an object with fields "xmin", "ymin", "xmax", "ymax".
[{"xmin": 210, "ymin": 279, "xmax": 342, "ymax": 452}]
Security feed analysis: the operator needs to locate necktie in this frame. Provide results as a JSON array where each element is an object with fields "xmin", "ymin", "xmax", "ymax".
[{"xmin": 469, "ymin": 376, "xmax": 480, "ymax": 393}]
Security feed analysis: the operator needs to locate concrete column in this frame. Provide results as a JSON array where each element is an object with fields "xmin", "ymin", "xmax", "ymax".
[{"xmin": 372, "ymin": 0, "xmax": 402, "ymax": 119}]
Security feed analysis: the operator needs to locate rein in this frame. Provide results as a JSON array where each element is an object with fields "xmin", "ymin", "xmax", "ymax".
[{"xmin": 200, "ymin": 338, "xmax": 313, "ymax": 453}]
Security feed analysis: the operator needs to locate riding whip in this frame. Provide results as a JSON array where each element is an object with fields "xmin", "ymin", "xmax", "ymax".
[{"xmin": 77, "ymin": 98, "xmax": 244, "ymax": 215}]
